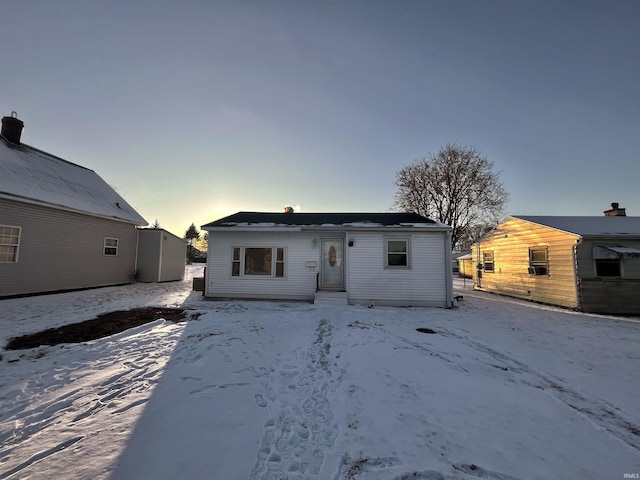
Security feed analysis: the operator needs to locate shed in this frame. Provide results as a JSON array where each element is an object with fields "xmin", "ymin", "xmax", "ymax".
[
  {"xmin": 473, "ymin": 213, "xmax": 640, "ymax": 314},
  {"xmin": 202, "ymin": 211, "xmax": 453, "ymax": 307},
  {"xmin": 0, "ymin": 112, "xmax": 147, "ymax": 298},
  {"xmin": 137, "ymin": 229, "xmax": 186, "ymax": 282}
]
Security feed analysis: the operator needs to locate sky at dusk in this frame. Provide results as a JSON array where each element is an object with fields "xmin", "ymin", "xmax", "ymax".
[{"xmin": 1, "ymin": 0, "xmax": 638, "ymax": 237}]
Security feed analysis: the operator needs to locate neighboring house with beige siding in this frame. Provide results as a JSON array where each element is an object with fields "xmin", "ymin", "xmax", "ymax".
[
  {"xmin": 0, "ymin": 112, "xmax": 151, "ymax": 298},
  {"xmin": 202, "ymin": 210, "xmax": 453, "ymax": 307},
  {"xmin": 473, "ymin": 210, "xmax": 640, "ymax": 314}
]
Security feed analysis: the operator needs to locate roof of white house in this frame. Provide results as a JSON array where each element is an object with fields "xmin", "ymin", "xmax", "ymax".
[
  {"xmin": 513, "ymin": 215, "xmax": 640, "ymax": 236},
  {"xmin": 203, "ymin": 212, "xmax": 450, "ymax": 230},
  {"xmin": 0, "ymin": 136, "xmax": 147, "ymax": 226}
]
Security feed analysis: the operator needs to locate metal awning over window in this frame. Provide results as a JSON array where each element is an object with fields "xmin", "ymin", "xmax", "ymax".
[{"xmin": 593, "ymin": 245, "xmax": 640, "ymax": 259}]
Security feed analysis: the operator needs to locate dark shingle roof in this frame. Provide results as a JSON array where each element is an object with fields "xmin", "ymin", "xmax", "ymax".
[{"xmin": 203, "ymin": 212, "xmax": 444, "ymax": 229}]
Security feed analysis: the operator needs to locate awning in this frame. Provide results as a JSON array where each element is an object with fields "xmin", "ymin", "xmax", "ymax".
[{"xmin": 592, "ymin": 245, "xmax": 640, "ymax": 259}]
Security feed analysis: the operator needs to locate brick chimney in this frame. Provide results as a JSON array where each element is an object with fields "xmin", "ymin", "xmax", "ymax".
[
  {"xmin": 1, "ymin": 112, "xmax": 24, "ymax": 145},
  {"xmin": 604, "ymin": 202, "xmax": 626, "ymax": 216}
]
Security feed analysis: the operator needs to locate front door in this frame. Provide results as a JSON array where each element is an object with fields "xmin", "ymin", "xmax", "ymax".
[{"xmin": 321, "ymin": 238, "xmax": 344, "ymax": 290}]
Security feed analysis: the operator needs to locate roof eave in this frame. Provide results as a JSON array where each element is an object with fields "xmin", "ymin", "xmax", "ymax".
[{"xmin": 0, "ymin": 192, "xmax": 147, "ymax": 226}]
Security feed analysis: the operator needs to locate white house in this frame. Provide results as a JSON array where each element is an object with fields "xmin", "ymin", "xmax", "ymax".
[{"xmin": 202, "ymin": 210, "xmax": 453, "ymax": 307}]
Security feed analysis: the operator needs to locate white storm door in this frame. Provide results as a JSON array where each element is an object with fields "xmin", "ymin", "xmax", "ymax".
[{"xmin": 321, "ymin": 238, "xmax": 344, "ymax": 290}]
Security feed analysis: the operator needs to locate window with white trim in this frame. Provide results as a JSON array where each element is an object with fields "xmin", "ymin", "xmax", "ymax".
[
  {"xmin": 231, "ymin": 246, "xmax": 285, "ymax": 277},
  {"xmin": 482, "ymin": 251, "xmax": 495, "ymax": 272},
  {"xmin": 385, "ymin": 238, "xmax": 410, "ymax": 268},
  {"xmin": 528, "ymin": 247, "xmax": 548, "ymax": 275},
  {"xmin": 0, "ymin": 225, "xmax": 21, "ymax": 263},
  {"xmin": 104, "ymin": 237, "xmax": 119, "ymax": 256}
]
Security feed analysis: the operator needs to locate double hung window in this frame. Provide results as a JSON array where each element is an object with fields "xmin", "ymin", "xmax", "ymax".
[
  {"xmin": 385, "ymin": 238, "xmax": 410, "ymax": 268},
  {"xmin": 104, "ymin": 237, "xmax": 119, "ymax": 256},
  {"xmin": 528, "ymin": 247, "xmax": 548, "ymax": 275},
  {"xmin": 482, "ymin": 251, "xmax": 495, "ymax": 272},
  {"xmin": 0, "ymin": 225, "xmax": 20, "ymax": 263}
]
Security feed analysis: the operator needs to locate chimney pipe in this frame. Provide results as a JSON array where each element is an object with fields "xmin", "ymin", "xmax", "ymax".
[
  {"xmin": 604, "ymin": 202, "xmax": 626, "ymax": 216},
  {"xmin": 1, "ymin": 112, "xmax": 24, "ymax": 145},
  {"xmin": 284, "ymin": 206, "xmax": 294, "ymax": 213}
]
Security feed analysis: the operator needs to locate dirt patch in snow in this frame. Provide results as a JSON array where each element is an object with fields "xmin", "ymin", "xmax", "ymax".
[
  {"xmin": 416, "ymin": 327, "xmax": 437, "ymax": 334},
  {"xmin": 5, "ymin": 307, "xmax": 186, "ymax": 350}
]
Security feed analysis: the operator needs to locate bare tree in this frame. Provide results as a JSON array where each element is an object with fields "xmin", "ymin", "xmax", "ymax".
[{"xmin": 393, "ymin": 144, "xmax": 508, "ymax": 250}]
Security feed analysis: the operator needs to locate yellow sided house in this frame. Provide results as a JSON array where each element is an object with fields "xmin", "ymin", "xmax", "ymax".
[{"xmin": 473, "ymin": 205, "xmax": 640, "ymax": 314}]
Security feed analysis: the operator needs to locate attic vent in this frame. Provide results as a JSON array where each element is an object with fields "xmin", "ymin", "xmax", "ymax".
[{"xmin": 1, "ymin": 112, "xmax": 24, "ymax": 145}]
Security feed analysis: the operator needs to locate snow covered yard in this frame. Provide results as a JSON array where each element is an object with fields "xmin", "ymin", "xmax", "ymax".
[{"xmin": 1, "ymin": 269, "xmax": 639, "ymax": 480}]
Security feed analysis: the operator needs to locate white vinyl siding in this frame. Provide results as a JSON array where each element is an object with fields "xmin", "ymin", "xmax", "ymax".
[
  {"xmin": 207, "ymin": 232, "xmax": 317, "ymax": 301},
  {"xmin": 205, "ymin": 228, "xmax": 451, "ymax": 308},
  {"xmin": 347, "ymin": 232, "xmax": 448, "ymax": 307}
]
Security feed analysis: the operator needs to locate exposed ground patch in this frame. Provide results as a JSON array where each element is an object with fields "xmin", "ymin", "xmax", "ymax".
[
  {"xmin": 5, "ymin": 307, "xmax": 186, "ymax": 350},
  {"xmin": 416, "ymin": 327, "xmax": 437, "ymax": 334}
]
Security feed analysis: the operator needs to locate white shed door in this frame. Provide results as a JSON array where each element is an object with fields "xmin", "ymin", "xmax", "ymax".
[{"xmin": 321, "ymin": 238, "xmax": 344, "ymax": 290}]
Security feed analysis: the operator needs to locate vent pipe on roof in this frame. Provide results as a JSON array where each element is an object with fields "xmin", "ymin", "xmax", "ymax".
[
  {"xmin": 284, "ymin": 206, "xmax": 294, "ymax": 213},
  {"xmin": 604, "ymin": 202, "xmax": 626, "ymax": 216},
  {"xmin": 1, "ymin": 112, "xmax": 24, "ymax": 145}
]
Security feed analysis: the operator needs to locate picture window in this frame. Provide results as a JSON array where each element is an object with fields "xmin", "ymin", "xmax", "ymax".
[{"xmin": 231, "ymin": 246, "xmax": 285, "ymax": 278}]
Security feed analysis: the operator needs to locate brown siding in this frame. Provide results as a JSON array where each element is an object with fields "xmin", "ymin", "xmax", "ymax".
[
  {"xmin": 0, "ymin": 198, "xmax": 139, "ymax": 297},
  {"xmin": 473, "ymin": 217, "xmax": 579, "ymax": 308},
  {"xmin": 576, "ymin": 239, "xmax": 640, "ymax": 314}
]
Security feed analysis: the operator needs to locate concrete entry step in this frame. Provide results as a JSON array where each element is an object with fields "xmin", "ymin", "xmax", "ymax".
[{"xmin": 314, "ymin": 290, "xmax": 348, "ymax": 306}]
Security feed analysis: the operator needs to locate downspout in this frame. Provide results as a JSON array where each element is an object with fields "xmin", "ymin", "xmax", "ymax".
[
  {"xmin": 573, "ymin": 238, "xmax": 582, "ymax": 311},
  {"xmin": 444, "ymin": 230, "xmax": 453, "ymax": 307},
  {"xmin": 134, "ymin": 227, "xmax": 140, "ymax": 283},
  {"xmin": 157, "ymin": 232, "xmax": 164, "ymax": 282}
]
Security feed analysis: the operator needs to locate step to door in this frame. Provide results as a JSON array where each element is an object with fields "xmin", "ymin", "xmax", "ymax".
[{"xmin": 314, "ymin": 290, "xmax": 348, "ymax": 306}]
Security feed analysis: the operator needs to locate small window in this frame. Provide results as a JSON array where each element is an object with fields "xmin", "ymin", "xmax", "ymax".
[
  {"xmin": 275, "ymin": 247, "xmax": 285, "ymax": 277},
  {"xmin": 595, "ymin": 259, "xmax": 621, "ymax": 277},
  {"xmin": 0, "ymin": 225, "xmax": 21, "ymax": 263},
  {"xmin": 232, "ymin": 247, "xmax": 240, "ymax": 276},
  {"xmin": 386, "ymin": 238, "xmax": 409, "ymax": 268},
  {"xmin": 104, "ymin": 237, "xmax": 119, "ymax": 256},
  {"xmin": 482, "ymin": 251, "xmax": 494, "ymax": 272},
  {"xmin": 529, "ymin": 247, "xmax": 548, "ymax": 275}
]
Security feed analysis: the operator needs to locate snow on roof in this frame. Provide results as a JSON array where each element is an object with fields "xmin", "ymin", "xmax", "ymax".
[
  {"xmin": 0, "ymin": 138, "xmax": 147, "ymax": 225},
  {"xmin": 513, "ymin": 215, "xmax": 640, "ymax": 236},
  {"xmin": 203, "ymin": 212, "xmax": 450, "ymax": 230}
]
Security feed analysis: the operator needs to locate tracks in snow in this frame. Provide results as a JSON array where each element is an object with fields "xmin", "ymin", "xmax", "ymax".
[
  {"xmin": 251, "ymin": 318, "xmax": 346, "ymax": 480},
  {"xmin": 372, "ymin": 321, "xmax": 640, "ymax": 453},
  {"xmin": 0, "ymin": 321, "xmax": 182, "ymax": 479}
]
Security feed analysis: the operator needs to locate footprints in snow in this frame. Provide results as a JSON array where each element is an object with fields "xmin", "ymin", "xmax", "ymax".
[{"xmin": 251, "ymin": 319, "xmax": 345, "ymax": 479}]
